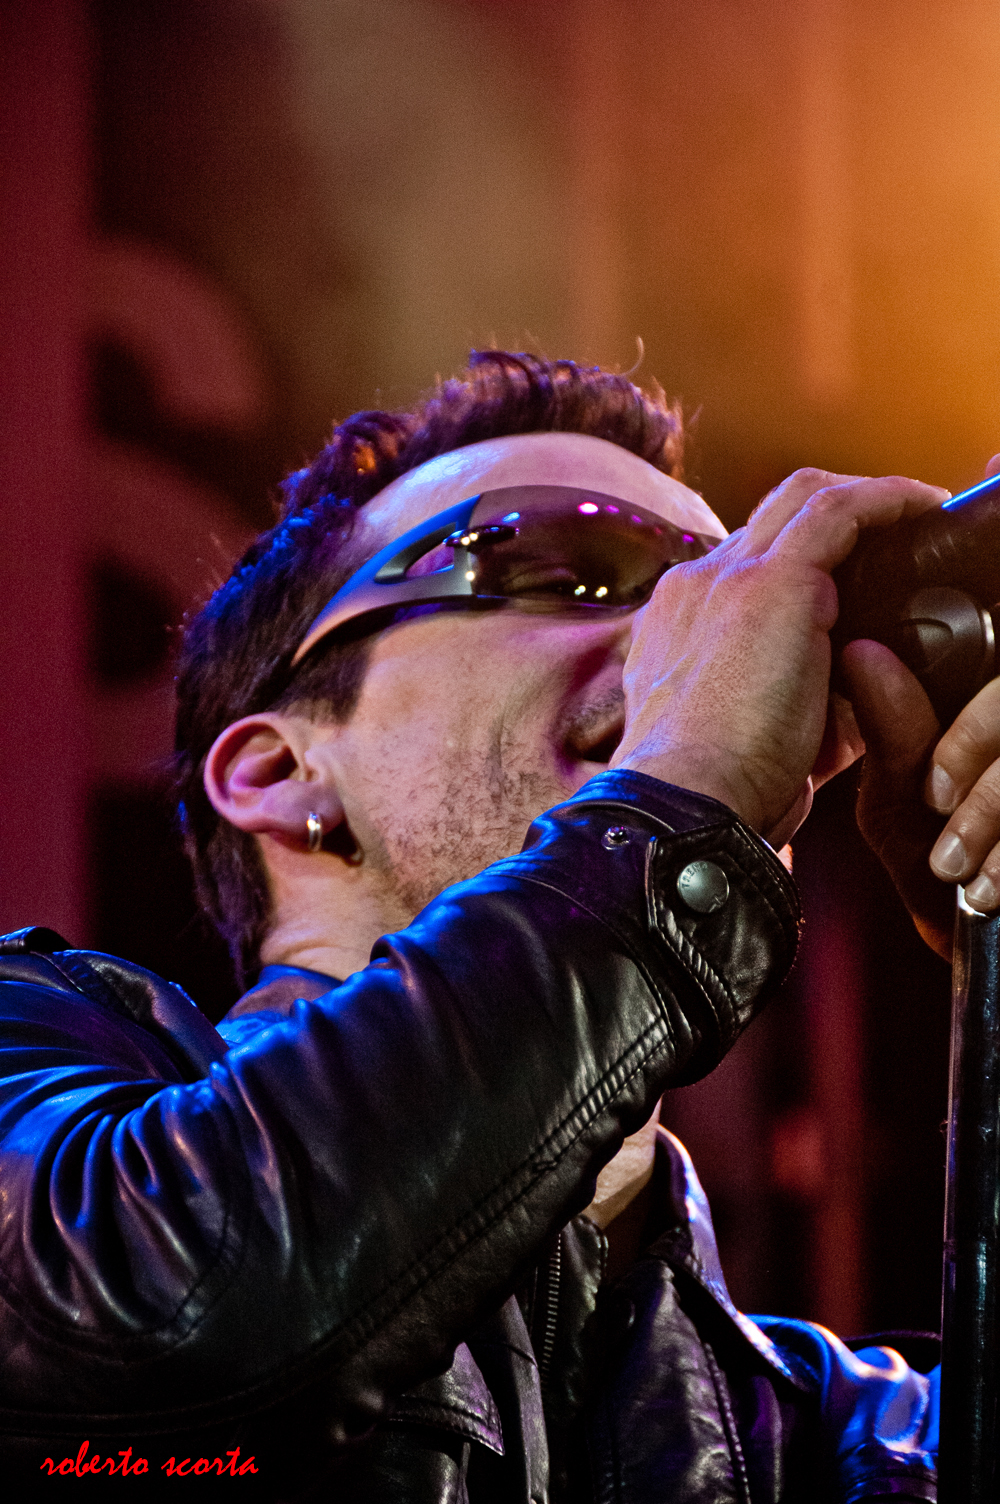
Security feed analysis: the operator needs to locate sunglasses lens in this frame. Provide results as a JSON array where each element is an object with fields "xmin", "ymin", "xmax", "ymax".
[
  {"xmin": 438, "ymin": 502, "xmax": 710, "ymax": 608},
  {"xmin": 294, "ymin": 487, "xmax": 721, "ymax": 665}
]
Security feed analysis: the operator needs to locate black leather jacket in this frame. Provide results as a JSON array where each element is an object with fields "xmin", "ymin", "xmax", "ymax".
[{"xmin": 0, "ymin": 772, "xmax": 936, "ymax": 1499}]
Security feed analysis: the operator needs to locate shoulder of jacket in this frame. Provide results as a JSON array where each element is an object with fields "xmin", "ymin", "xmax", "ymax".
[{"xmin": 0, "ymin": 926, "xmax": 227, "ymax": 1079}]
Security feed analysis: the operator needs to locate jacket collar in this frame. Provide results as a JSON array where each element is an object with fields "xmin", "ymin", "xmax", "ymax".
[
  {"xmin": 224, "ymin": 964, "xmax": 339, "ymax": 1021},
  {"xmin": 650, "ymin": 1128, "xmax": 808, "ymax": 1389}
]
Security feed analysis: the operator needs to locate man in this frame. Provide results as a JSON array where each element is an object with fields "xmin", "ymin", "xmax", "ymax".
[{"xmin": 0, "ymin": 352, "xmax": 994, "ymax": 1497}]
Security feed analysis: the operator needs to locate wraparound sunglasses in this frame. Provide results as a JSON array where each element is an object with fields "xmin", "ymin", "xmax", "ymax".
[{"xmin": 293, "ymin": 485, "xmax": 723, "ymax": 665}]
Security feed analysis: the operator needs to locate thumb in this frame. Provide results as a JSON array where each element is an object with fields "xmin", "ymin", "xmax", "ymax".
[
  {"xmin": 839, "ymin": 638, "xmax": 939, "ymax": 777},
  {"xmin": 841, "ymin": 638, "xmax": 953, "ymax": 958}
]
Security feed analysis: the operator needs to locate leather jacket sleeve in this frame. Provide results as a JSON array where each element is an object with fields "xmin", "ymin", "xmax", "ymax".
[{"xmin": 0, "ymin": 771, "xmax": 798, "ymax": 1451}]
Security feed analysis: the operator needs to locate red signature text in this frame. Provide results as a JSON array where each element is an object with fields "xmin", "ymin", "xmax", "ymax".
[
  {"xmin": 41, "ymin": 1441, "xmax": 258, "ymax": 1477},
  {"xmin": 162, "ymin": 1451, "xmax": 258, "ymax": 1476},
  {"xmin": 41, "ymin": 1444, "xmax": 147, "ymax": 1477}
]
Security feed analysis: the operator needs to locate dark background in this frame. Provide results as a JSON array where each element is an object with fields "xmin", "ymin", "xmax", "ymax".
[{"xmin": 5, "ymin": 0, "xmax": 995, "ymax": 1340}]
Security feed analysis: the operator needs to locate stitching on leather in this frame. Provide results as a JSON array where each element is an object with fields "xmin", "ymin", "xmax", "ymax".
[
  {"xmin": 703, "ymin": 1338, "xmax": 752, "ymax": 1504},
  {"xmin": 647, "ymin": 827, "xmax": 798, "ymax": 1034},
  {"xmin": 473, "ymin": 869, "xmax": 700, "ymax": 1039},
  {"xmin": 508, "ymin": 865, "xmax": 722, "ymax": 1049},
  {"xmin": 648, "ymin": 822, "xmax": 798, "ymax": 963},
  {"xmin": 722, "ymin": 822, "xmax": 800, "ymax": 940},
  {"xmin": 654, "ymin": 1251, "xmax": 808, "ymax": 1392},
  {"xmin": 385, "ymin": 1402, "xmax": 504, "ymax": 1452},
  {"xmin": 42, "ymin": 951, "xmax": 125, "ymax": 1015},
  {"xmin": 0, "ymin": 810, "xmax": 794, "ymax": 1418},
  {"xmin": 645, "ymin": 840, "xmax": 732, "ymax": 1040},
  {"xmin": 277, "ymin": 1021, "xmax": 682, "ymax": 1403},
  {"xmin": 310, "ymin": 835, "xmax": 794, "ymax": 1369},
  {"xmin": 655, "ymin": 826, "xmax": 798, "ymax": 959}
]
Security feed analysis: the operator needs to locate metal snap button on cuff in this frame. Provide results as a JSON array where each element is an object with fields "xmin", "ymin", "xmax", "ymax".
[
  {"xmin": 677, "ymin": 859, "xmax": 729, "ymax": 913},
  {"xmin": 602, "ymin": 826, "xmax": 631, "ymax": 850}
]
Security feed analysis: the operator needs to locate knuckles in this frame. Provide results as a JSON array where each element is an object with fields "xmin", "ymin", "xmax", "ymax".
[
  {"xmin": 957, "ymin": 765, "xmax": 1000, "ymax": 824},
  {"xmin": 646, "ymin": 538, "xmax": 833, "ymax": 623},
  {"xmin": 784, "ymin": 466, "xmax": 839, "ymax": 490}
]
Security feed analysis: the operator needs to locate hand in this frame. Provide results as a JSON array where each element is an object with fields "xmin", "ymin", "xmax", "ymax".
[
  {"xmin": 926, "ymin": 677, "xmax": 1000, "ymax": 903},
  {"xmin": 845, "ymin": 650, "xmax": 1000, "ymax": 961},
  {"xmin": 840, "ymin": 641, "xmax": 949, "ymax": 956},
  {"xmin": 611, "ymin": 468, "xmax": 950, "ymax": 848},
  {"xmin": 842, "ymin": 453, "xmax": 1000, "ymax": 961}
]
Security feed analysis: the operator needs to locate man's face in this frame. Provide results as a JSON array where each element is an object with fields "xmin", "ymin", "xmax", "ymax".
[{"xmin": 323, "ymin": 432, "xmax": 725, "ymax": 924}]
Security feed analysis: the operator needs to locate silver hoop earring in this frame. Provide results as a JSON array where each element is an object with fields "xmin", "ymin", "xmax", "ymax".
[{"xmin": 306, "ymin": 811, "xmax": 323, "ymax": 854}]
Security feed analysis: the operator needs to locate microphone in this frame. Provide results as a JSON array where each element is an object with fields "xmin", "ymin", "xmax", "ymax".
[{"xmin": 831, "ymin": 469, "xmax": 1000, "ymax": 724}]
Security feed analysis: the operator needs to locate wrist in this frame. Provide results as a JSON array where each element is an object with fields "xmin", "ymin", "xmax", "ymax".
[{"xmin": 612, "ymin": 741, "xmax": 765, "ymax": 833}]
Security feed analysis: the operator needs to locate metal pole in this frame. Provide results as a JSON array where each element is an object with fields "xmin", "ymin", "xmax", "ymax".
[{"xmin": 939, "ymin": 888, "xmax": 1000, "ymax": 1501}]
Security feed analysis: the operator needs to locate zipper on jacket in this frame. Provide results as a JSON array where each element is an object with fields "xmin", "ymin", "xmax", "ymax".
[{"xmin": 538, "ymin": 1233, "xmax": 562, "ymax": 1395}]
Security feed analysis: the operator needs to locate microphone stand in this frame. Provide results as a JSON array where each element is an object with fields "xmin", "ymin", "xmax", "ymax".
[
  {"xmin": 938, "ymin": 887, "xmax": 1000, "ymax": 1500},
  {"xmin": 828, "ymin": 469, "xmax": 1000, "ymax": 1495}
]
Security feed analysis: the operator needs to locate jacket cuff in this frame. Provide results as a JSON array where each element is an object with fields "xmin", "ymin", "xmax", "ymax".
[
  {"xmin": 566, "ymin": 767, "xmax": 759, "ymax": 834},
  {"xmin": 523, "ymin": 768, "xmax": 801, "ymax": 1079}
]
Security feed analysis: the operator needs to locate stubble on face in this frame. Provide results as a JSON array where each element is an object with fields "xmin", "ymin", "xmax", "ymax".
[
  {"xmin": 324, "ymin": 430, "xmax": 718, "ymax": 931},
  {"xmin": 350, "ymin": 629, "xmax": 626, "ymax": 926},
  {"xmin": 370, "ymin": 747, "xmax": 557, "ymax": 922}
]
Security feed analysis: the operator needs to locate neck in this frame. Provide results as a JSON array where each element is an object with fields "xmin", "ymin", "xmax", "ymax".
[
  {"xmin": 257, "ymin": 835, "xmax": 415, "ymax": 982},
  {"xmin": 583, "ymin": 1101, "xmax": 662, "ymax": 1230},
  {"xmin": 584, "ymin": 1101, "xmax": 663, "ymax": 1280}
]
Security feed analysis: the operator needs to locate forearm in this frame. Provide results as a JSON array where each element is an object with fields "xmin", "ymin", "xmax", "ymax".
[{"xmin": 0, "ymin": 773, "xmax": 797, "ymax": 1443}]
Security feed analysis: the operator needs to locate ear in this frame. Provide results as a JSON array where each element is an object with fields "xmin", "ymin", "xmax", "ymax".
[{"xmin": 203, "ymin": 713, "xmax": 346, "ymax": 847}]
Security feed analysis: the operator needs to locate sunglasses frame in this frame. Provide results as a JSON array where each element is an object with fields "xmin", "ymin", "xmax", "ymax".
[{"xmin": 293, "ymin": 485, "xmax": 721, "ymax": 665}]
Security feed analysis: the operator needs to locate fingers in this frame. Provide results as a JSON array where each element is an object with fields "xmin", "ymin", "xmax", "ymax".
[
  {"xmin": 842, "ymin": 639, "xmax": 955, "ymax": 959},
  {"xmin": 926, "ymin": 678, "xmax": 1000, "ymax": 909},
  {"xmin": 743, "ymin": 468, "xmax": 862, "ymax": 551},
  {"xmin": 842, "ymin": 639, "xmax": 939, "ymax": 781},
  {"xmin": 743, "ymin": 469, "xmax": 949, "ymax": 560},
  {"xmin": 928, "ymin": 767, "xmax": 1000, "ymax": 911},
  {"xmin": 925, "ymin": 678, "xmax": 1000, "ymax": 816},
  {"xmin": 852, "ymin": 451, "xmax": 1000, "ymax": 922},
  {"xmin": 771, "ymin": 475, "xmax": 951, "ymax": 573}
]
